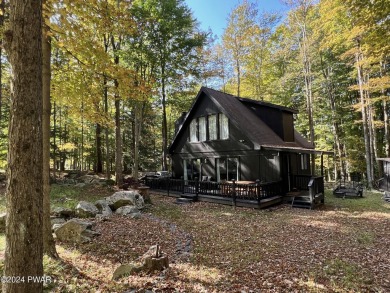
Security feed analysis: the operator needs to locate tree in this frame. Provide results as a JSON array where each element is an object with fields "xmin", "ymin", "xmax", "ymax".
[
  {"xmin": 132, "ymin": 0, "xmax": 206, "ymax": 171},
  {"xmin": 3, "ymin": 0, "xmax": 44, "ymax": 291},
  {"xmin": 223, "ymin": 0, "xmax": 257, "ymax": 97},
  {"xmin": 42, "ymin": 0, "xmax": 58, "ymax": 258}
]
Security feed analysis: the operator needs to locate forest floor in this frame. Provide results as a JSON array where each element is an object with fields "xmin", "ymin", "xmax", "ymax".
[{"xmin": 0, "ymin": 184, "xmax": 390, "ymax": 292}]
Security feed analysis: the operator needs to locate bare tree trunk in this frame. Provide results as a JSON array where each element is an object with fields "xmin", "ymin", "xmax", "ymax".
[
  {"xmin": 161, "ymin": 64, "xmax": 168, "ymax": 171},
  {"xmin": 114, "ymin": 89, "xmax": 123, "ymax": 185},
  {"xmin": 133, "ymin": 101, "xmax": 145, "ymax": 179},
  {"xmin": 384, "ymin": 101, "xmax": 390, "ymax": 157},
  {"xmin": 3, "ymin": 0, "xmax": 44, "ymax": 291},
  {"xmin": 236, "ymin": 57, "xmax": 241, "ymax": 97},
  {"xmin": 103, "ymin": 76, "xmax": 110, "ymax": 179},
  {"xmin": 42, "ymin": 0, "xmax": 58, "ymax": 258},
  {"xmin": 356, "ymin": 47, "xmax": 373, "ymax": 188},
  {"xmin": 95, "ymin": 122, "xmax": 103, "ymax": 173}
]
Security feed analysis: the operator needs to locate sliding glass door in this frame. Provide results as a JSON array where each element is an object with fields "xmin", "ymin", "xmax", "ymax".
[{"xmin": 216, "ymin": 157, "xmax": 238, "ymax": 181}]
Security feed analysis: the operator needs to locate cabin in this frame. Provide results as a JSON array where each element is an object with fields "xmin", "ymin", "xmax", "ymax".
[
  {"xmin": 147, "ymin": 87, "xmax": 331, "ymax": 208},
  {"xmin": 377, "ymin": 158, "xmax": 390, "ymax": 202}
]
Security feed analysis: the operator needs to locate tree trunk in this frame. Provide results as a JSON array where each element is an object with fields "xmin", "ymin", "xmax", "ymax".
[
  {"xmin": 356, "ymin": 48, "xmax": 373, "ymax": 188},
  {"xmin": 114, "ymin": 87, "xmax": 123, "ymax": 185},
  {"xmin": 42, "ymin": 0, "xmax": 58, "ymax": 258},
  {"xmin": 3, "ymin": 0, "xmax": 44, "ymax": 291},
  {"xmin": 95, "ymin": 122, "xmax": 103, "ymax": 173},
  {"xmin": 133, "ymin": 101, "xmax": 144, "ymax": 179},
  {"xmin": 161, "ymin": 68, "xmax": 168, "ymax": 171},
  {"xmin": 53, "ymin": 101, "xmax": 57, "ymax": 179},
  {"xmin": 103, "ymin": 75, "xmax": 110, "ymax": 179},
  {"xmin": 0, "ymin": 0, "xmax": 4, "ymax": 125}
]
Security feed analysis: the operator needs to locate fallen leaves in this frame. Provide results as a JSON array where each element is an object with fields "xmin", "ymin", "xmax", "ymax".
[{"xmin": 48, "ymin": 192, "xmax": 390, "ymax": 292}]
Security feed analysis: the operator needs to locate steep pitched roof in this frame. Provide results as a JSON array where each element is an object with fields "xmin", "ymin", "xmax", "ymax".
[{"xmin": 169, "ymin": 87, "xmax": 315, "ymax": 153}]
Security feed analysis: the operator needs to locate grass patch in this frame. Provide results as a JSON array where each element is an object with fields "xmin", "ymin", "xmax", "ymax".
[
  {"xmin": 322, "ymin": 258, "xmax": 373, "ymax": 291},
  {"xmin": 50, "ymin": 184, "xmax": 113, "ymax": 210},
  {"xmin": 149, "ymin": 198, "xmax": 183, "ymax": 220},
  {"xmin": 324, "ymin": 189, "xmax": 390, "ymax": 213},
  {"xmin": 356, "ymin": 231, "xmax": 375, "ymax": 246}
]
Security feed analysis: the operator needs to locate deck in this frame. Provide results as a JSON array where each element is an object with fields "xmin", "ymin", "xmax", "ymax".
[{"xmin": 144, "ymin": 176, "xmax": 324, "ymax": 209}]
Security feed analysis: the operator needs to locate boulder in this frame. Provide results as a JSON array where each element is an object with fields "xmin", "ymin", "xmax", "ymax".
[
  {"xmin": 52, "ymin": 207, "xmax": 74, "ymax": 218},
  {"xmin": 115, "ymin": 205, "xmax": 141, "ymax": 218},
  {"xmin": 51, "ymin": 217, "xmax": 66, "ymax": 227},
  {"xmin": 95, "ymin": 200, "xmax": 113, "ymax": 217},
  {"xmin": 105, "ymin": 191, "xmax": 144, "ymax": 210},
  {"xmin": 75, "ymin": 201, "xmax": 99, "ymax": 218},
  {"xmin": 78, "ymin": 174, "xmax": 101, "ymax": 183},
  {"xmin": 54, "ymin": 219, "xmax": 99, "ymax": 243},
  {"xmin": 0, "ymin": 213, "xmax": 6, "ymax": 233},
  {"xmin": 112, "ymin": 263, "xmax": 143, "ymax": 280}
]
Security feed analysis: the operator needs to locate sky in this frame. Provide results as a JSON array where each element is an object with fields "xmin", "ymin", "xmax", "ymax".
[{"xmin": 184, "ymin": 0, "xmax": 288, "ymax": 39}]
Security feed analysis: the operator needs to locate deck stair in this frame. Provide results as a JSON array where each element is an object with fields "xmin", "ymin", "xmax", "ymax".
[
  {"xmin": 291, "ymin": 194, "xmax": 312, "ymax": 209},
  {"xmin": 290, "ymin": 176, "xmax": 325, "ymax": 209},
  {"xmin": 291, "ymin": 192, "xmax": 324, "ymax": 209}
]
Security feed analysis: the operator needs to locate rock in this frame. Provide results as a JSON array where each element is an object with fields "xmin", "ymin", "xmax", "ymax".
[
  {"xmin": 54, "ymin": 219, "xmax": 99, "ymax": 243},
  {"xmin": 51, "ymin": 217, "xmax": 66, "ymax": 227},
  {"xmin": 78, "ymin": 174, "xmax": 101, "ymax": 183},
  {"xmin": 95, "ymin": 200, "xmax": 113, "ymax": 217},
  {"xmin": 112, "ymin": 263, "xmax": 143, "ymax": 280},
  {"xmin": 0, "ymin": 213, "xmax": 6, "ymax": 233},
  {"xmin": 75, "ymin": 201, "xmax": 99, "ymax": 218},
  {"xmin": 115, "ymin": 205, "xmax": 141, "ymax": 218},
  {"xmin": 75, "ymin": 183, "xmax": 86, "ymax": 188},
  {"xmin": 52, "ymin": 207, "xmax": 74, "ymax": 218},
  {"xmin": 65, "ymin": 171, "xmax": 82, "ymax": 179},
  {"xmin": 105, "ymin": 191, "xmax": 144, "ymax": 210},
  {"xmin": 137, "ymin": 187, "xmax": 151, "ymax": 204},
  {"xmin": 52, "ymin": 224, "xmax": 63, "ymax": 232}
]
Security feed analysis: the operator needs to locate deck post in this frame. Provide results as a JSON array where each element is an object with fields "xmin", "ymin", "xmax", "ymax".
[
  {"xmin": 256, "ymin": 179, "xmax": 261, "ymax": 206},
  {"xmin": 167, "ymin": 177, "xmax": 170, "ymax": 196},
  {"xmin": 232, "ymin": 179, "xmax": 236, "ymax": 206},
  {"xmin": 321, "ymin": 152, "xmax": 324, "ymax": 177},
  {"xmin": 195, "ymin": 178, "xmax": 199, "ymax": 199}
]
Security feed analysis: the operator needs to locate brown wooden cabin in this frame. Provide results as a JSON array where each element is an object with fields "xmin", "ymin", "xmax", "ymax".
[{"xmin": 154, "ymin": 87, "xmax": 331, "ymax": 208}]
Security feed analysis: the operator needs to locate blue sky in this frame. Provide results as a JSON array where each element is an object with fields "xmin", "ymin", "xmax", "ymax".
[{"xmin": 184, "ymin": 0, "xmax": 288, "ymax": 39}]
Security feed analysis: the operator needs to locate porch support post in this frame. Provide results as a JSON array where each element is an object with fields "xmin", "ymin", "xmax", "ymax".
[
  {"xmin": 311, "ymin": 153, "xmax": 315, "ymax": 176},
  {"xmin": 321, "ymin": 152, "xmax": 324, "ymax": 177}
]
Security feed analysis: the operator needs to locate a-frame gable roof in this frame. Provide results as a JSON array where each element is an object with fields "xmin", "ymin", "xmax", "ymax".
[{"xmin": 169, "ymin": 87, "xmax": 314, "ymax": 153}]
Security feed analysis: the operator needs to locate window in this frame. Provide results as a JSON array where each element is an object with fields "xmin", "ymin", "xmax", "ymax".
[
  {"xmin": 190, "ymin": 119, "xmax": 197, "ymax": 142},
  {"xmin": 219, "ymin": 113, "xmax": 229, "ymax": 139},
  {"xmin": 208, "ymin": 114, "xmax": 217, "ymax": 140},
  {"xmin": 198, "ymin": 116, "xmax": 206, "ymax": 141},
  {"xmin": 300, "ymin": 154, "xmax": 308, "ymax": 170}
]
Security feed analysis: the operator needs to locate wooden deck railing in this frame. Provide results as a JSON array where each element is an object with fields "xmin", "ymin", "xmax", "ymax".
[
  {"xmin": 291, "ymin": 174, "xmax": 312, "ymax": 190},
  {"xmin": 308, "ymin": 176, "xmax": 324, "ymax": 196},
  {"xmin": 144, "ymin": 177, "xmax": 283, "ymax": 205}
]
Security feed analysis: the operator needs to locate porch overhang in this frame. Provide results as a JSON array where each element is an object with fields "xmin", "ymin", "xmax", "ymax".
[{"xmin": 261, "ymin": 146, "xmax": 333, "ymax": 155}]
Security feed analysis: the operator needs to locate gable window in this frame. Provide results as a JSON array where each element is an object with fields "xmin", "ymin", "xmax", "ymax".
[
  {"xmin": 219, "ymin": 113, "xmax": 229, "ymax": 140},
  {"xmin": 208, "ymin": 114, "xmax": 217, "ymax": 140},
  {"xmin": 198, "ymin": 116, "xmax": 206, "ymax": 141},
  {"xmin": 190, "ymin": 119, "xmax": 198, "ymax": 142}
]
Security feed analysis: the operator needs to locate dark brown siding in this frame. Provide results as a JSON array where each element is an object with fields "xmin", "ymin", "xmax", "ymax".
[{"xmin": 282, "ymin": 112, "xmax": 294, "ymax": 142}]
